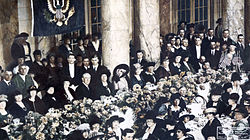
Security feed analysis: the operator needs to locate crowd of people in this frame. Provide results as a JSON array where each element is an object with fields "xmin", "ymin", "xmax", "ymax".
[{"xmin": 0, "ymin": 18, "xmax": 249, "ymax": 140}]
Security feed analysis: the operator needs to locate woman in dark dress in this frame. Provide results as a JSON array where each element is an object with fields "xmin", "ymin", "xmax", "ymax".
[
  {"xmin": 96, "ymin": 70, "xmax": 114, "ymax": 98},
  {"xmin": 131, "ymin": 63, "xmax": 145, "ymax": 88},
  {"xmin": 46, "ymin": 53, "xmax": 60, "ymax": 86},
  {"xmin": 23, "ymin": 86, "xmax": 47, "ymax": 115},
  {"xmin": 8, "ymin": 91, "xmax": 29, "ymax": 122},
  {"xmin": 42, "ymin": 85, "xmax": 61, "ymax": 109},
  {"xmin": 56, "ymin": 78, "xmax": 76, "ymax": 105},
  {"xmin": 170, "ymin": 55, "xmax": 182, "ymax": 76},
  {"xmin": 155, "ymin": 58, "xmax": 171, "ymax": 81}
]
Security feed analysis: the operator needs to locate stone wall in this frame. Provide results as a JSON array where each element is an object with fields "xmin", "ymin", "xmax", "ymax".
[
  {"xmin": 0, "ymin": 0, "xmax": 18, "ymax": 68},
  {"xmin": 224, "ymin": 0, "xmax": 244, "ymax": 41},
  {"xmin": 160, "ymin": 0, "xmax": 171, "ymax": 36},
  {"xmin": 245, "ymin": 0, "xmax": 250, "ymax": 45}
]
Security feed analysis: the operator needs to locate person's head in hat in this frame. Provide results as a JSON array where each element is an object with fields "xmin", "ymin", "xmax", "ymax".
[
  {"xmin": 204, "ymin": 107, "xmax": 217, "ymax": 120},
  {"xmin": 228, "ymin": 93, "xmax": 239, "ymax": 106},
  {"xmin": 131, "ymin": 63, "xmax": 143, "ymax": 76},
  {"xmin": 146, "ymin": 62, "xmax": 155, "ymax": 74},
  {"xmin": 179, "ymin": 21, "xmax": 187, "ymax": 29},
  {"xmin": 209, "ymin": 87, "xmax": 223, "ymax": 102},
  {"xmin": 163, "ymin": 119, "xmax": 176, "ymax": 131},
  {"xmin": 223, "ymin": 82, "xmax": 233, "ymax": 93},
  {"xmin": 179, "ymin": 113, "xmax": 195, "ymax": 124},
  {"xmin": 175, "ymin": 125, "xmax": 190, "ymax": 139},
  {"xmin": 17, "ymin": 55, "xmax": 25, "ymax": 65},
  {"xmin": 12, "ymin": 90, "xmax": 23, "ymax": 103},
  {"xmin": 161, "ymin": 58, "xmax": 170, "ymax": 69},
  {"xmin": 243, "ymin": 97, "xmax": 250, "ymax": 114},
  {"xmin": 100, "ymin": 69, "xmax": 111, "ymax": 83},
  {"xmin": 182, "ymin": 53, "xmax": 191, "ymax": 63},
  {"xmin": 89, "ymin": 115, "xmax": 102, "ymax": 133},
  {"xmin": 174, "ymin": 55, "xmax": 182, "ymax": 64},
  {"xmin": 0, "ymin": 94, "xmax": 8, "ymax": 110},
  {"xmin": 231, "ymin": 72, "xmax": 241, "ymax": 86},
  {"xmin": 234, "ymin": 107, "xmax": 248, "ymax": 121},
  {"xmin": 113, "ymin": 64, "xmax": 129, "ymax": 80},
  {"xmin": 242, "ymin": 85, "xmax": 250, "ymax": 96},
  {"xmin": 106, "ymin": 115, "xmax": 124, "ymax": 130},
  {"xmin": 122, "ymin": 128, "xmax": 134, "ymax": 140},
  {"xmin": 144, "ymin": 110, "xmax": 157, "ymax": 128},
  {"xmin": 27, "ymin": 86, "xmax": 39, "ymax": 99},
  {"xmin": 216, "ymin": 18, "xmax": 223, "ymax": 25},
  {"xmin": 75, "ymin": 123, "xmax": 90, "ymax": 139},
  {"xmin": 41, "ymin": 58, "xmax": 48, "ymax": 67},
  {"xmin": 33, "ymin": 50, "xmax": 42, "ymax": 62}
]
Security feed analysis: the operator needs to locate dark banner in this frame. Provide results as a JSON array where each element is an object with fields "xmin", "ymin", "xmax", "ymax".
[{"xmin": 31, "ymin": 0, "xmax": 84, "ymax": 36}]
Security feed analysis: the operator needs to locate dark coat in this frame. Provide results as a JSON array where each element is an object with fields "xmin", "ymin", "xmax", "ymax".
[
  {"xmin": 131, "ymin": 58, "xmax": 148, "ymax": 68},
  {"xmin": 135, "ymin": 124, "xmax": 163, "ymax": 140},
  {"xmin": 142, "ymin": 72, "xmax": 157, "ymax": 84},
  {"xmin": 61, "ymin": 64, "xmax": 82, "ymax": 85},
  {"xmin": 181, "ymin": 62, "xmax": 196, "ymax": 73},
  {"xmin": 11, "ymin": 41, "xmax": 32, "ymax": 62},
  {"xmin": 206, "ymin": 100, "xmax": 227, "ymax": 116},
  {"xmin": 155, "ymin": 66, "xmax": 171, "ymax": 81},
  {"xmin": 42, "ymin": 93, "xmax": 62, "ymax": 109},
  {"xmin": 131, "ymin": 75, "xmax": 145, "ymax": 88},
  {"xmin": 29, "ymin": 61, "xmax": 49, "ymax": 86},
  {"xmin": 205, "ymin": 49, "xmax": 221, "ymax": 69},
  {"xmin": 75, "ymin": 83, "xmax": 95, "ymax": 100},
  {"xmin": 8, "ymin": 102, "xmax": 29, "ymax": 121},
  {"xmin": 169, "ymin": 63, "xmax": 182, "ymax": 76},
  {"xmin": 220, "ymin": 38, "xmax": 235, "ymax": 47},
  {"xmin": 23, "ymin": 96, "xmax": 47, "ymax": 115},
  {"xmin": 11, "ymin": 74, "xmax": 34, "ymax": 98},
  {"xmin": 0, "ymin": 81, "xmax": 16, "ymax": 96},
  {"xmin": 57, "ymin": 44, "xmax": 72, "ymax": 60},
  {"xmin": 95, "ymin": 81, "xmax": 114, "ymax": 98},
  {"xmin": 89, "ymin": 65, "xmax": 109, "ymax": 86},
  {"xmin": 201, "ymin": 117, "xmax": 222, "ymax": 140}
]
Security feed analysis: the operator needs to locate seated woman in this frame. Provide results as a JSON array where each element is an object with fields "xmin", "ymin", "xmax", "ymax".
[
  {"xmin": 56, "ymin": 77, "xmax": 76, "ymax": 104},
  {"xmin": 170, "ymin": 95, "xmax": 183, "ymax": 121},
  {"xmin": 155, "ymin": 58, "xmax": 171, "ymax": 81},
  {"xmin": 142, "ymin": 62, "xmax": 157, "ymax": 85},
  {"xmin": 23, "ymin": 86, "xmax": 47, "ymax": 115},
  {"xmin": 0, "ymin": 95, "xmax": 10, "ymax": 128},
  {"xmin": 42, "ymin": 85, "xmax": 62, "ymax": 109},
  {"xmin": 181, "ymin": 53, "xmax": 195, "ymax": 74},
  {"xmin": 225, "ymin": 93, "xmax": 240, "ymax": 118},
  {"xmin": 131, "ymin": 63, "xmax": 145, "ymax": 88},
  {"xmin": 8, "ymin": 91, "xmax": 29, "ymax": 122},
  {"xmin": 170, "ymin": 55, "xmax": 182, "ymax": 76},
  {"xmin": 96, "ymin": 70, "xmax": 114, "ymax": 98},
  {"xmin": 112, "ymin": 64, "xmax": 131, "ymax": 92},
  {"xmin": 106, "ymin": 115, "xmax": 125, "ymax": 140}
]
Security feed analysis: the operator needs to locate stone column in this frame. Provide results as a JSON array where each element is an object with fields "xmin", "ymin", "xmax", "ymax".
[
  {"xmin": 134, "ymin": 0, "xmax": 161, "ymax": 62},
  {"xmin": 102, "ymin": 0, "xmax": 130, "ymax": 73},
  {"xmin": 223, "ymin": 0, "xmax": 244, "ymax": 41},
  {"xmin": 160, "ymin": 0, "xmax": 171, "ymax": 36},
  {"xmin": 245, "ymin": 0, "xmax": 250, "ymax": 45}
]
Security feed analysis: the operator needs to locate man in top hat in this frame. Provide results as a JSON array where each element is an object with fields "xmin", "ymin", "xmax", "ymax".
[
  {"xmin": 106, "ymin": 115, "xmax": 125, "ymax": 140},
  {"xmin": 12, "ymin": 64, "xmax": 34, "ymax": 98},
  {"xmin": 11, "ymin": 32, "xmax": 32, "ymax": 65},
  {"xmin": 202, "ymin": 107, "xmax": 223, "ymax": 140},
  {"xmin": 142, "ymin": 62, "xmax": 157, "ymax": 84}
]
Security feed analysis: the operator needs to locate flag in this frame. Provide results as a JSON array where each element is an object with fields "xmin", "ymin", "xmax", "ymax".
[{"xmin": 31, "ymin": 0, "xmax": 84, "ymax": 36}]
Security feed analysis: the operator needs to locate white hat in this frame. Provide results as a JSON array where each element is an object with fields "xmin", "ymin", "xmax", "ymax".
[{"xmin": 76, "ymin": 123, "xmax": 90, "ymax": 131}]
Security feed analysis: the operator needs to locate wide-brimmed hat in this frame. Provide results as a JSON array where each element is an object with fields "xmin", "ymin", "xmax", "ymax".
[
  {"xmin": 229, "ymin": 93, "xmax": 240, "ymax": 102},
  {"xmin": 234, "ymin": 107, "xmax": 248, "ymax": 118},
  {"xmin": 216, "ymin": 18, "xmax": 222, "ymax": 24},
  {"xmin": 179, "ymin": 113, "xmax": 195, "ymax": 121},
  {"xmin": 144, "ymin": 110, "xmax": 157, "ymax": 120},
  {"xmin": 231, "ymin": 72, "xmax": 242, "ymax": 81},
  {"xmin": 163, "ymin": 119, "xmax": 176, "ymax": 126},
  {"xmin": 27, "ymin": 86, "xmax": 39, "ymax": 92},
  {"xmin": 175, "ymin": 125, "xmax": 190, "ymax": 134},
  {"xmin": 33, "ymin": 50, "xmax": 41, "ymax": 56},
  {"xmin": 223, "ymin": 83, "xmax": 232, "ymax": 90},
  {"xmin": 210, "ymin": 86, "xmax": 223, "ymax": 96},
  {"xmin": 76, "ymin": 123, "xmax": 90, "ymax": 131},
  {"xmin": 113, "ymin": 64, "xmax": 130, "ymax": 76},
  {"xmin": 106, "ymin": 115, "xmax": 124, "ymax": 126},
  {"xmin": 204, "ymin": 107, "xmax": 217, "ymax": 114},
  {"xmin": 0, "ymin": 94, "xmax": 8, "ymax": 102},
  {"xmin": 89, "ymin": 115, "xmax": 102, "ymax": 126}
]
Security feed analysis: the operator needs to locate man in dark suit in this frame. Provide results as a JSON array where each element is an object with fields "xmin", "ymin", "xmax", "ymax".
[
  {"xmin": 82, "ymin": 57, "xmax": 91, "ymax": 73},
  {"xmin": 0, "ymin": 71, "xmax": 16, "ymax": 96},
  {"xmin": 131, "ymin": 50, "xmax": 148, "ymax": 68},
  {"xmin": 220, "ymin": 29, "xmax": 235, "ymax": 47},
  {"xmin": 11, "ymin": 64, "xmax": 34, "ymax": 98},
  {"xmin": 89, "ymin": 55, "xmax": 109, "ymax": 87},
  {"xmin": 61, "ymin": 53, "xmax": 81, "ymax": 85},
  {"xmin": 203, "ymin": 28, "xmax": 217, "ymax": 53},
  {"xmin": 75, "ymin": 73, "xmax": 95, "ymax": 100},
  {"xmin": 235, "ymin": 34, "xmax": 246, "ymax": 61},
  {"xmin": 205, "ymin": 41, "xmax": 221, "ymax": 70},
  {"xmin": 190, "ymin": 36, "xmax": 204, "ymax": 72}
]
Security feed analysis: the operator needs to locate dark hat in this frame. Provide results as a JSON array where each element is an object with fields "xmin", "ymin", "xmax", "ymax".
[
  {"xmin": 17, "ymin": 55, "xmax": 25, "ymax": 59},
  {"xmin": 163, "ymin": 119, "xmax": 176, "ymax": 126},
  {"xmin": 99, "ymin": 69, "xmax": 111, "ymax": 79},
  {"xmin": 223, "ymin": 83, "xmax": 232, "ymax": 90},
  {"xmin": 179, "ymin": 113, "xmax": 195, "ymax": 121},
  {"xmin": 181, "ymin": 53, "xmax": 191, "ymax": 58},
  {"xmin": 188, "ymin": 23, "xmax": 195, "ymax": 28},
  {"xmin": 216, "ymin": 18, "xmax": 222, "ymax": 24},
  {"xmin": 27, "ymin": 86, "xmax": 39, "ymax": 92},
  {"xmin": 243, "ymin": 96, "xmax": 250, "ymax": 106},
  {"xmin": 210, "ymin": 86, "xmax": 223, "ymax": 96},
  {"xmin": 19, "ymin": 32, "xmax": 29, "ymax": 37},
  {"xmin": 175, "ymin": 125, "xmax": 190, "ymax": 134},
  {"xmin": 106, "ymin": 115, "xmax": 124, "ymax": 126},
  {"xmin": 229, "ymin": 93, "xmax": 240, "ymax": 102},
  {"xmin": 147, "ymin": 62, "xmax": 155, "ymax": 67},
  {"xmin": 33, "ymin": 50, "xmax": 41, "ymax": 56},
  {"xmin": 12, "ymin": 90, "xmax": 22, "ymax": 97},
  {"xmin": 89, "ymin": 115, "xmax": 102, "ymax": 126},
  {"xmin": 235, "ymin": 107, "xmax": 248, "ymax": 118},
  {"xmin": 144, "ymin": 110, "xmax": 157, "ymax": 120},
  {"xmin": 231, "ymin": 72, "xmax": 242, "ymax": 81},
  {"xmin": 242, "ymin": 85, "xmax": 250, "ymax": 93}
]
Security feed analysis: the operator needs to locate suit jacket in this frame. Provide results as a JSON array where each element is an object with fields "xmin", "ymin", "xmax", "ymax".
[
  {"xmin": 236, "ymin": 42, "xmax": 245, "ymax": 60},
  {"xmin": 89, "ymin": 65, "xmax": 109, "ymax": 86},
  {"xmin": 29, "ymin": 61, "xmax": 49, "ymax": 86},
  {"xmin": 131, "ymin": 58, "xmax": 148, "ymax": 68},
  {"xmin": 202, "ymin": 36, "xmax": 217, "ymax": 53},
  {"xmin": 11, "ymin": 42, "xmax": 32, "ymax": 62},
  {"xmin": 0, "ymin": 81, "xmax": 16, "ymax": 96},
  {"xmin": 61, "ymin": 64, "xmax": 82, "ymax": 85},
  {"xmin": 58, "ymin": 44, "xmax": 72, "ymax": 60},
  {"xmin": 181, "ymin": 62, "xmax": 196, "ymax": 73},
  {"xmin": 205, "ymin": 49, "xmax": 221, "ymax": 69},
  {"xmin": 12, "ymin": 74, "xmax": 34, "ymax": 98},
  {"xmin": 201, "ymin": 117, "xmax": 222, "ymax": 139},
  {"xmin": 155, "ymin": 66, "xmax": 171, "ymax": 81},
  {"xmin": 142, "ymin": 72, "xmax": 157, "ymax": 84},
  {"xmin": 169, "ymin": 63, "xmax": 182, "ymax": 76},
  {"xmin": 220, "ymin": 37, "xmax": 235, "ymax": 47},
  {"xmin": 75, "ymin": 83, "xmax": 95, "ymax": 100}
]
